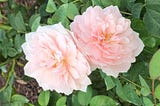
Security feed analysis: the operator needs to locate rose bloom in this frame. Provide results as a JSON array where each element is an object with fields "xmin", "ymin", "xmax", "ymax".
[
  {"xmin": 70, "ymin": 6, "xmax": 144, "ymax": 77},
  {"xmin": 22, "ymin": 23, "xmax": 91, "ymax": 95}
]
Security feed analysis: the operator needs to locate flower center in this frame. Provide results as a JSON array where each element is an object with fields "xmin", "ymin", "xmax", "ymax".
[
  {"xmin": 50, "ymin": 50, "xmax": 64, "ymax": 68},
  {"xmin": 104, "ymin": 33, "xmax": 111, "ymax": 41},
  {"xmin": 54, "ymin": 51, "xmax": 63, "ymax": 63}
]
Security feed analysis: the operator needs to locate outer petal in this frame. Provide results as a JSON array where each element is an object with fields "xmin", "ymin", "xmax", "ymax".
[
  {"xmin": 22, "ymin": 23, "xmax": 91, "ymax": 95},
  {"xmin": 71, "ymin": 6, "xmax": 144, "ymax": 77}
]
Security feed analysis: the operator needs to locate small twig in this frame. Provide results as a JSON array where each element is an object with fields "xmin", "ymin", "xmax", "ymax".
[
  {"xmin": 0, "ymin": 54, "xmax": 22, "ymax": 67},
  {"xmin": 152, "ymin": 80, "xmax": 156, "ymax": 106},
  {"xmin": 72, "ymin": 0, "xmax": 80, "ymax": 3},
  {"xmin": 120, "ymin": 75, "xmax": 142, "ymax": 88},
  {"xmin": 0, "ymin": 24, "xmax": 12, "ymax": 31},
  {"xmin": 120, "ymin": 11, "xmax": 132, "ymax": 16},
  {"xmin": 0, "ymin": 59, "xmax": 16, "ymax": 92},
  {"xmin": 144, "ymin": 48, "xmax": 153, "ymax": 55}
]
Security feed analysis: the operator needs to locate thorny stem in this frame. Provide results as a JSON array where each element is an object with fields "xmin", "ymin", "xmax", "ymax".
[
  {"xmin": 0, "ymin": 59, "xmax": 16, "ymax": 92},
  {"xmin": 152, "ymin": 80, "xmax": 156, "ymax": 106},
  {"xmin": 120, "ymin": 75, "xmax": 142, "ymax": 88}
]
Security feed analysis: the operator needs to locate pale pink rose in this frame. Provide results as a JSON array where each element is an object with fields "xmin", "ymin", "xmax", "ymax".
[
  {"xmin": 70, "ymin": 6, "xmax": 144, "ymax": 77},
  {"xmin": 22, "ymin": 23, "xmax": 91, "ymax": 95}
]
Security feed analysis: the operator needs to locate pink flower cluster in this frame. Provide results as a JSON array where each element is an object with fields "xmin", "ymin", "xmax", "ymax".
[{"xmin": 22, "ymin": 6, "xmax": 144, "ymax": 95}]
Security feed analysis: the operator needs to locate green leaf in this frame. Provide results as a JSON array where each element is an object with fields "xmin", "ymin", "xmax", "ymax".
[
  {"xmin": 67, "ymin": 3, "xmax": 79, "ymax": 20},
  {"xmin": 60, "ymin": 0, "xmax": 68, "ymax": 3},
  {"xmin": 24, "ymin": 103, "xmax": 34, "ymax": 106},
  {"xmin": 46, "ymin": 0, "xmax": 57, "ymax": 13},
  {"xmin": 143, "ymin": 97, "xmax": 154, "ymax": 106},
  {"xmin": 7, "ymin": 48, "xmax": 17, "ymax": 57},
  {"xmin": 0, "ymin": 29, "xmax": 6, "ymax": 41},
  {"xmin": 131, "ymin": 3, "xmax": 144, "ymax": 19},
  {"xmin": 11, "ymin": 94, "xmax": 29, "ymax": 103},
  {"xmin": 56, "ymin": 96, "xmax": 66, "ymax": 106},
  {"xmin": 0, "ymin": 84, "xmax": 12, "ymax": 102},
  {"xmin": 39, "ymin": 3, "xmax": 50, "ymax": 17},
  {"xmin": 8, "ymin": 11, "xmax": 26, "ymax": 32},
  {"xmin": 52, "ymin": 4, "xmax": 67, "ymax": 21},
  {"xmin": 0, "ymin": 36, "xmax": 16, "ymax": 58},
  {"xmin": 101, "ymin": 0, "xmax": 121, "ymax": 7},
  {"xmin": 91, "ymin": 0, "xmax": 103, "ymax": 6},
  {"xmin": 149, "ymin": 50, "xmax": 160, "ymax": 79},
  {"xmin": 143, "ymin": 0, "xmax": 160, "ymax": 35},
  {"xmin": 143, "ymin": 36, "xmax": 156, "ymax": 48},
  {"xmin": 131, "ymin": 19, "xmax": 148, "ymax": 37},
  {"xmin": 8, "ymin": 0, "xmax": 17, "ymax": 9},
  {"xmin": 78, "ymin": 86, "xmax": 92, "ymax": 105},
  {"xmin": 72, "ymin": 95, "xmax": 81, "ymax": 106},
  {"xmin": 127, "ymin": 62, "xmax": 148, "ymax": 82},
  {"xmin": 123, "ymin": 84, "xmax": 142, "ymax": 105},
  {"xmin": 50, "ymin": 4, "xmax": 68, "ymax": 27},
  {"xmin": 116, "ymin": 80, "xmax": 142, "ymax": 105},
  {"xmin": 48, "ymin": 91, "xmax": 62, "ymax": 106},
  {"xmin": 38, "ymin": 90, "xmax": 50, "ymax": 106},
  {"xmin": 100, "ymin": 71, "xmax": 115, "ymax": 90},
  {"xmin": 157, "ymin": 103, "xmax": 160, "ymax": 106},
  {"xmin": 139, "ymin": 75, "xmax": 151, "ymax": 96},
  {"xmin": 120, "ymin": 0, "xmax": 136, "ymax": 11},
  {"xmin": 80, "ymin": 0, "xmax": 92, "ymax": 13},
  {"xmin": 115, "ymin": 80, "xmax": 129, "ymax": 101},
  {"xmin": 104, "ymin": 76, "xmax": 115, "ymax": 90},
  {"xmin": 29, "ymin": 14, "xmax": 41, "ymax": 31},
  {"xmin": 155, "ymin": 84, "xmax": 160, "ymax": 100},
  {"xmin": 0, "ymin": 74, "xmax": 14, "ymax": 102},
  {"xmin": 90, "ymin": 95, "xmax": 117, "ymax": 106},
  {"xmin": 14, "ymin": 34, "xmax": 24, "ymax": 53},
  {"xmin": 0, "ymin": 0, "xmax": 7, "ymax": 2},
  {"xmin": 0, "ymin": 38, "xmax": 8, "ymax": 58}
]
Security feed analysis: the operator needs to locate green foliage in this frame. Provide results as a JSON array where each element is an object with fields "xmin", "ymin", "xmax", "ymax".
[
  {"xmin": 0, "ymin": 30, "xmax": 22, "ymax": 58},
  {"xmin": 48, "ymin": 91, "xmax": 62, "ymax": 106},
  {"xmin": 8, "ymin": 11, "xmax": 26, "ymax": 33},
  {"xmin": 46, "ymin": 0, "xmax": 57, "ymax": 13},
  {"xmin": 100, "ymin": 70, "xmax": 115, "ymax": 90},
  {"xmin": 38, "ymin": 90, "xmax": 50, "ymax": 106},
  {"xmin": 155, "ymin": 84, "xmax": 160, "ymax": 100},
  {"xmin": 149, "ymin": 50, "xmax": 160, "ymax": 79},
  {"xmin": 90, "ymin": 95, "xmax": 117, "ymax": 106},
  {"xmin": 139, "ymin": 75, "xmax": 151, "ymax": 96},
  {"xmin": 11, "ymin": 94, "xmax": 29, "ymax": 105},
  {"xmin": 29, "ymin": 14, "xmax": 41, "ymax": 32},
  {"xmin": 143, "ymin": 36, "xmax": 156, "ymax": 48},
  {"xmin": 0, "ymin": 74, "xmax": 14, "ymax": 103},
  {"xmin": 61, "ymin": 0, "xmax": 68, "ymax": 3},
  {"xmin": 116, "ymin": 80, "xmax": 142, "ymax": 105},
  {"xmin": 14, "ymin": 34, "xmax": 24, "ymax": 53},
  {"xmin": 131, "ymin": 3, "xmax": 144, "ymax": 19},
  {"xmin": 67, "ymin": 3, "xmax": 79, "ymax": 20},
  {"xmin": 47, "ymin": 2, "xmax": 79, "ymax": 28},
  {"xmin": 0, "ymin": 0, "xmax": 7, "ymax": 2},
  {"xmin": 72, "ymin": 94, "xmax": 81, "ymax": 106},
  {"xmin": 143, "ymin": 97, "xmax": 154, "ymax": 106},
  {"xmin": 91, "ymin": 0, "xmax": 120, "ymax": 7},
  {"xmin": 143, "ymin": 0, "xmax": 160, "ymax": 36},
  {"xmin": 1, "ymin": 0, "xmax": 160, "ymax": 106},
  {"xmin": 77, "ymin": 86, "xmax": 93, "ymax": 105},
  {"xmin": 56, "ymin": 96, "xmax": 66, "ymax": 106}
]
